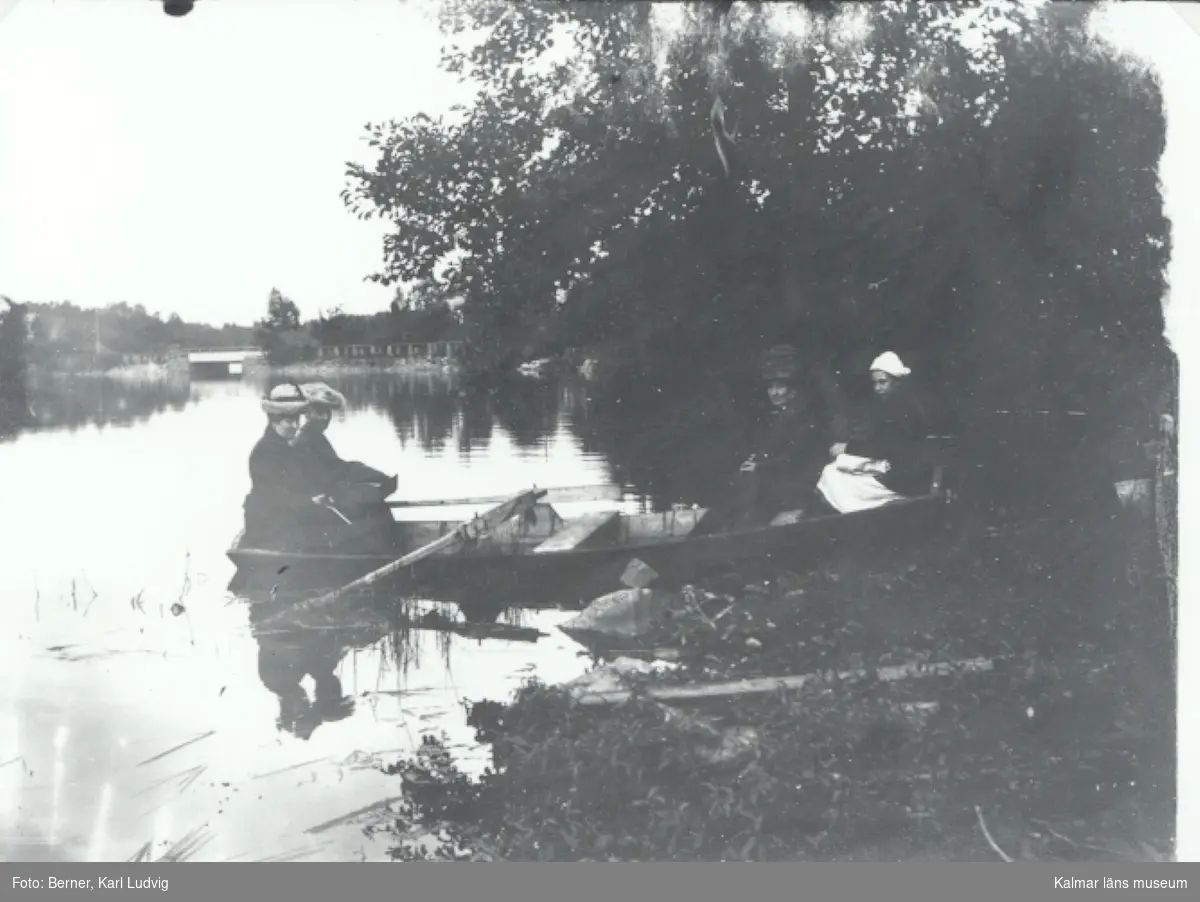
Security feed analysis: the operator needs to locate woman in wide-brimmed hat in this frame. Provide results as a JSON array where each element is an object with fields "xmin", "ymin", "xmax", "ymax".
[
  {"xmin": 241, "ymin": 383, "xmax": 343, "ymax": 551},
  {"xmin": 291, "ymin": 382, "xmax": 398, "ymax": 552},
  {"xmin": 294, "ymin": 382, "xmax": 395, "ymax": 493},
  {"xmin": 817, "ymin": 351, "xmax": 932, "ymax": 514}
]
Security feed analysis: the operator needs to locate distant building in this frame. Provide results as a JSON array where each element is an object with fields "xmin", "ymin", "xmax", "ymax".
[
  {"xmin": 187, "ymin": 347, "xmax": 265, "ymax": 379},
  {"xmin": 315, "ymin": 340, "xmax": 464, "ymax": 361}
]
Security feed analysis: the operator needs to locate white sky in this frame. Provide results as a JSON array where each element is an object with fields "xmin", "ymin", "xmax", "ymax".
[
  {"xmin": 0, "ymin": 0, "xmax": 471, "ymax": 326},
  {"xmin": 0, "ymin": 0, "xmax": 1197, "ymax": 858}
]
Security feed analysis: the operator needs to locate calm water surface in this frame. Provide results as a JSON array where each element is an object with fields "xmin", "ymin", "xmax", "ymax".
[{"xmin": 1, "ymin": 373, "xmax": 634, "ymax": 862}]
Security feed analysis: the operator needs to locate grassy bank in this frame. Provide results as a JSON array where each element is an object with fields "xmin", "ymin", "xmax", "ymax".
[{"xmin": 372, "ymin": 498, "xmax": 1174, "ymax": 861}]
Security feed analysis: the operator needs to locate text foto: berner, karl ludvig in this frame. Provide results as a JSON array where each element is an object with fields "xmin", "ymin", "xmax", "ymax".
[{"xmin": 12, "ymin": 877, "xmax": 170, "ymax": 892}]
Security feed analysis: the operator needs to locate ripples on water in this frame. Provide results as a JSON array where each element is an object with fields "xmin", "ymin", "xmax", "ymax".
[{"xmin": 0, "ymin": 373, "xmax": 632, "ymax": 862}]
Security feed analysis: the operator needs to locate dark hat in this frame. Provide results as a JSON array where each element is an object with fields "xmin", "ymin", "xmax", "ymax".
[{"xmin": 761, "ymin": 344, "xmax": 800, "ymax": 381}]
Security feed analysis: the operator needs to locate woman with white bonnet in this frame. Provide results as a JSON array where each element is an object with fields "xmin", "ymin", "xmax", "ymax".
[
  {"xmin": 816, "ymin": 351, "xmax": 932, "ymax": 514},
  {"xmin": 241, "ymin": 382, "xmax": 342, "ymax": 551}
]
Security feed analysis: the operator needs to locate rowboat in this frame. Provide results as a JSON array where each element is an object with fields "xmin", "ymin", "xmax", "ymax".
[{"xmin": 226, "ymin": 468, "xmax": 948, "ymax": 606}]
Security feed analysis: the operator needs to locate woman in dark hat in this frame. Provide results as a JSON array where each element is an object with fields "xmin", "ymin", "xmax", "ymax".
[{"xmin": 697, "ymin": 344, "xmax": 833, "ymax": 534}]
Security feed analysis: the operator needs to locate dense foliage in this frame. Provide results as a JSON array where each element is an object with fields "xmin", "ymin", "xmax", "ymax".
[{"xmin": 344, "ymin": 0, "xmax": 1174, "ymax": 505}]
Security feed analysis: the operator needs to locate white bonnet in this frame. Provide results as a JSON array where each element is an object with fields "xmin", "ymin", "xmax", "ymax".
[{"xmin": 869, "ymin": 351, "xmax": 911, "ymax": 378}]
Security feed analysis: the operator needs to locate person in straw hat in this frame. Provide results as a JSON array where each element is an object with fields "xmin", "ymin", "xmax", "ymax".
[
  {"xmin": 294, "ymin": 382, "xmax": 396, "ymax": 494},
  {"xmin": 291, "ymin": 382, "xmax": 397, "ymax": 552},
  {"xmin": 241, "ymin": 382, "xmax": 345, "ymax": 551},
  {"xmin": 817, "ymin": 350, "xmax": 932, "ymax": 514}
]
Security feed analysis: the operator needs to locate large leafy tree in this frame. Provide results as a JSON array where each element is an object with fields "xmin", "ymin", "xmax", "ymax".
[{"xmin": 345, "ymin": 0, "xmax": 1172, "ymax": 504}]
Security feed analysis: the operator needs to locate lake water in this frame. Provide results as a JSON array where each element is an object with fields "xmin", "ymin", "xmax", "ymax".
[{"xmin": 0, "ymin": 373, "xmax": 641, "ymax": 862}]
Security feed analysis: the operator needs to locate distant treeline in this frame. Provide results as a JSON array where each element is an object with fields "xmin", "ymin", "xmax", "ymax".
[
  {"xmin": 0, "ymin": 295, "xmax": 467, "ymax": 373},
  {"xmin": 16, "ymin": 301, "xmax": 256, "ymax": 372}
]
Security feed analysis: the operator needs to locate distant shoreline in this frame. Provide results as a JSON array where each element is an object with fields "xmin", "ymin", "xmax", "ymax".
[
  {"xmin": 29, "ymin": 361, "xmax": 191, "ymax": 385},
  {"xmin": 246, "ymin": 359, "xmax": 462, "ymax": 378}
]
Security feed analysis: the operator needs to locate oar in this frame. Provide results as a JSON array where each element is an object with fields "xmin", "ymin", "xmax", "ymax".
[
  {"xmin": 387, "ymin": 483, "xmax": 623, "ymax": 509},
  {"xmin": 258, "ymin": 487, "xmax": 545, "ymax": 628},
  {"xmin": 316, "ymin": 496, "xmax": 353, "ymax": 525}
]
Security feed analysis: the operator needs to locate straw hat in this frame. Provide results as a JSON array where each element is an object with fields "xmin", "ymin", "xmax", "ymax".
[
  {"xmin": 261, "ymin": 383, "xmax": 309, "ymax": 417},
  {"xmin": 299, "ymin": 382, "xmax": 347, "ymax": 411}
]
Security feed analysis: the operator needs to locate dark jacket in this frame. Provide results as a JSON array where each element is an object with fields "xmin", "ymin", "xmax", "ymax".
[
  {"xmin": 296, "ymin": 432, "xmax": 390, "ymax": 495},
  {"xmin": 843, "ymin": 390, "xmax": 932, "ymax": 497},
  {"xmin": 292, "ymin": 431, "xmax": 396, "ymax": 553},
  {"xmin": 752, "ymin": 402, "xmax": 828, "ymax": 502},
  {"xmin": 242, "ymin": 426, "xmax": 342, "ymax": 551}
]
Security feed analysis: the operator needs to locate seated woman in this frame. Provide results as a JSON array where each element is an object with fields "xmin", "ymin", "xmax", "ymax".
[
  {"xmin": 241, "ymin": 383, "xmax": 345, "ymax": 552},
  {"xmin": 816, "ymin": 351, "xmax": 932, "ymax": 514},
  {"xmin": 293, "ymin": 382, "xmax": 397, "ymax": 551},
  {"xmin": 696, "ymin": 344, "xmax": 832, "ymax": 534}
]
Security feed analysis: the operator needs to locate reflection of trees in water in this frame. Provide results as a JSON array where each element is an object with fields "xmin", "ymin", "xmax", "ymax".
[
  {"xmin": 7, "ymin": 376, "xmax": 194, "ymax": 439},
  {"xmin": 458, "ymin": 393, "xmax": 493, "ymax": 456},
  {"xmin": 571, "ymin": 360, "xmax": 768, "ymax": 510},
  {"xmin": 490, "ymin": 379, "xmax": 560, "ymax": 451},
  {"xmin": 326, "ymin": 375, "xmax": 460, "ymax": 453},
  {"xmin": 286, "ymin": 374, "xmax": 564, "ymax": 457}
]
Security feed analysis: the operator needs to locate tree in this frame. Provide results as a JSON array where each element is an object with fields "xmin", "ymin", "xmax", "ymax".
[{"xmin": 255, "ymin": 288, "xmax": 309, "ymax": 364}]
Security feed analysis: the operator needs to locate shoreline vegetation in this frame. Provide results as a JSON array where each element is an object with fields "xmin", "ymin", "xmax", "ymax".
[
  {"xmin": 365, "ymin": 495, "xmax": 1174, "ymax": 862},
  {"xmin": 246, "ymin": 358, "xmax": 461, "ymax": 379}
]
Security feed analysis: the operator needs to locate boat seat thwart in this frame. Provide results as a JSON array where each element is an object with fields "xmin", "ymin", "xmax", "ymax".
[{"xmin": 531, "ymin": 510, "xmax": 622, "ymax": 554}]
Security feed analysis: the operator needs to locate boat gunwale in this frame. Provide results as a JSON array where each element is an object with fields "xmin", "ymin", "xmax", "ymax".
[{"xmin": 227, "ymin": 486, "xmax": 946, "ymax": 567}]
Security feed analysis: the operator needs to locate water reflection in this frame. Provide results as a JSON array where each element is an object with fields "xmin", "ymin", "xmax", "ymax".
[
  {"xmin": 254, "ymin": 620, "xmax": 367, "ymax": 740},
  {"xmin": 490, "ymin": 380, "xmax": 563, "ymax": 452},
  {"xmin": 2, "ymin": 371, "xmax": 610, "ymax": 862},
  {"xmin": 7, "ymin": 375, "xmax": 195, "ymax": 439},
  {"xmin": 571, "ymin": 364, "xmax": 767, "ymax": 510}
]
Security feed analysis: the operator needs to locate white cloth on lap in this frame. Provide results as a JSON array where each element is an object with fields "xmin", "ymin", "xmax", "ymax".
[
  {"xmin": 834, "ymin": 453, "xmax": 890, "ymax": 475},
  {"xmin": 817, "ymin": 458, "xmax": 904, "ymax": 514}
]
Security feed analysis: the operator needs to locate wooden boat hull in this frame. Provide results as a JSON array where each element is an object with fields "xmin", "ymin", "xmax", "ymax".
[{"xmin": 227, "ymin": 482, "xmax": 948, "ymax": 606}]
